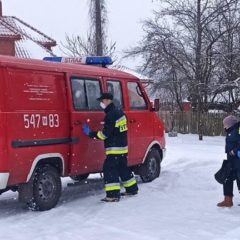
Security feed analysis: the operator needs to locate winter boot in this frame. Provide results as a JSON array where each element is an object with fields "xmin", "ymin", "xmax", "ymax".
[
  {"xmin": 101, "ymin": 197, "xmax": 120, "ymax": 202},
  {"xmin": 217, "ymin": 196, "xmax": 233, "ymax": 207},
  {"xmin": 120, "ymin": 191, "xmax": 138, "ymax": 196}
]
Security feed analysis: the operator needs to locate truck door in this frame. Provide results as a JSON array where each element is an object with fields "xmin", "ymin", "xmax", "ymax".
[
  {"xmin": 126, "ymin": 81, "xmax": 154, "ymax": 165},
  {"xmin": 69, "ymin": 76, "xmax": 105, "ymax": 175}
]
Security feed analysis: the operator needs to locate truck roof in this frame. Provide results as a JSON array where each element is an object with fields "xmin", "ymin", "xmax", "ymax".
[{"xmin": 0, "ymin": 55, "xmax": 139, "ymax": 80}]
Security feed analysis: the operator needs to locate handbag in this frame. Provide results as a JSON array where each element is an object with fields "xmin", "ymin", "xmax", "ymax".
[{"xmin": 214, "ymin": 160, "xmax": 232, "ymax": 184}]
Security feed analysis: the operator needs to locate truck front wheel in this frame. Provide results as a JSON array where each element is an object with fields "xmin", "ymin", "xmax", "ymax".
[
  {"xmin": 140, "ymin": 149, "xmax": 161, "ymax": 182},
  {"xmin": 29, "ymin": 165, "xmax": 62, "ymax": 211}
]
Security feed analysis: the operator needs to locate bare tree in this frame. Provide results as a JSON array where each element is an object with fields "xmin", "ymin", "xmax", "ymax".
[
  {"xmin": 89, "ymin": 0, "xmax": 107, "ymax": 56},
  {"xmin": 61, "ymin": 0, "xmax": 116, "ymax": 57},
  {"xmin": 60, "ymin": 34, "xmax": 95, "ymax": 57},
  {"xmin": 212, "ymin": 0, "xmax": 240, "ymax": 111},
  {"xmin": 125, "ymin": 0, "xmax": 240, "ymax": 139}
]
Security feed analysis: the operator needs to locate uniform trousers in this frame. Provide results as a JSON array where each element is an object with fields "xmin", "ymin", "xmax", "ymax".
[{"xmin": 103, "ymin": 154, "xmax": 138, "ymax": 198}]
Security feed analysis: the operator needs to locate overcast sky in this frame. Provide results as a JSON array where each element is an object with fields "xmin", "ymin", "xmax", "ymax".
[{"xmin": 4, "ymin": 0, "xmax": 159, "ymax": 68}]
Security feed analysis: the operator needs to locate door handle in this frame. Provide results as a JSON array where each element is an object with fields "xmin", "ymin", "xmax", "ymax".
[
  {"xmin": 74, "ymin": 120, "xmax": 82, "ymax": 126},
  {"xmin": 129, "ymin": 119, "xmax": 137, "ymax": 123}
]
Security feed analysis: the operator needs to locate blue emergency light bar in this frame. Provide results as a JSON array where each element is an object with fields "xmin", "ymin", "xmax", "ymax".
[
  {"xmin": 85, "ymin": 56, "xmax": 113, "ymax": 65},
  {"xmin": 43, "ymin": 56, "xmax": 113, "ymax": 66},
  {"xmin": 43, "ymin": 57, "xmax": 64, "ymax": 62}
]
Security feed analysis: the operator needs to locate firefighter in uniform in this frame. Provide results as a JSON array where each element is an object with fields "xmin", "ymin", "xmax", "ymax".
[{"xmin": 83, "ymin": 92, "xmax": 138, "ymax": 202}]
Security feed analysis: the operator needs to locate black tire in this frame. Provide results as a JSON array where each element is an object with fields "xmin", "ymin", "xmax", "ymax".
[
  {"xmin": 28, "ymin": 165, "xmax": 62, "ymax": 211},
  {"xmin": 70, "ymin": 173, "xmax": 89, "ymax": 181},
  {"xmin": 140, "ymin": 148, "xmax": 161, "ymax": 183}
]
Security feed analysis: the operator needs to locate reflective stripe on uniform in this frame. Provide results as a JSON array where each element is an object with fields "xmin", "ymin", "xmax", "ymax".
[
  {"xmin": 106, "ymin": 146, "xmax": 128, "ymax": 155},
  {"xmin": 97, "ymin": 131, "xmax": 107, "ymax": 140},
  {"xmin": 115, "ymin": 116, "xmax": 128, "ymax": 132},
  {"xmin": 122, "ymin": 177, "xmax": 137, "ymax": 188},
  {"xmin": 105, "ymin": 183, "xmax": 121, "ymax": 192},
  {"xmin": 115, "ymin": 116, "xmax": 127, "ymax": 127}
]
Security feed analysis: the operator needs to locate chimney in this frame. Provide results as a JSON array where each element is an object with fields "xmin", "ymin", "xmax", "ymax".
[{"xmin": 0, "ymin": 1, "xmax": 2, "ymax": 17}]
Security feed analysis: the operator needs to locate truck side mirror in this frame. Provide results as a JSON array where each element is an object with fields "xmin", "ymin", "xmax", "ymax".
[{"xmin": 151, "ymin": 99, "xmax": 160, "ymax": 112}]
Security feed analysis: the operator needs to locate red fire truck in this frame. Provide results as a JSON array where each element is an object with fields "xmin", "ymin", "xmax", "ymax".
[{"xmin": 0, "ymin": 55, "xmax": 166, "ymax": 211}]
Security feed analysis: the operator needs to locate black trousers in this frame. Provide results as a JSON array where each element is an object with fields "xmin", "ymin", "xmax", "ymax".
[
  {"xmin": 223, "ymin": 169, "xmax": 240, "ymax": 196},
  {"xmin": 103, "ymin": 154, "xmax": 138, "ymax": 198}
]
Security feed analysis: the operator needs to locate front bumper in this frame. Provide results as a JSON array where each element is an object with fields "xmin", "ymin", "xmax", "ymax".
[{"xmin": 0, "ymin": 173, "xmax": 9, "ymax": 190}]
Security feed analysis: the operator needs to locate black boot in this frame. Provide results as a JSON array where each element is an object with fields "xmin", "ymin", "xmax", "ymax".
[
  {"xmin": 101, "ymin": 197, "xmax": 120, "ymax": 202},
  {"xmin": 121, "ymin": 191, "xmax": 138, "ymax": 196}
]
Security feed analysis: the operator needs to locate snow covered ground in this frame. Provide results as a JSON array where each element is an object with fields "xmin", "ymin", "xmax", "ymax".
[{"xmin": 1, "ymin": 134, "xmax": 240, "ymax": 240}]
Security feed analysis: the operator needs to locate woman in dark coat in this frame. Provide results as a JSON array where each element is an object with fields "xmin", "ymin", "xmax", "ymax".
[{"xmin": 217, "ymin": 115, "xmax": 240, "ymax": 207}]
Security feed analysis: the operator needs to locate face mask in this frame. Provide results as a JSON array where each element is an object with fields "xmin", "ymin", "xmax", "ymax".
[{"xmin": 100, "ymin": 102, "xmax": 106, "ymax": 109}]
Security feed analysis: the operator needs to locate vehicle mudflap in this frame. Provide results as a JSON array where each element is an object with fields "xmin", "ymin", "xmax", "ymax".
[{"xmin": 18, "ymin": 178, "xmax": 34, "ymax": 203}]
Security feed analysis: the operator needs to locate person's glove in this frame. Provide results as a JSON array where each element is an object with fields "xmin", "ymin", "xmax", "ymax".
[{"xmin": 83, "ymin": 124, "xmax": 91, "ymax": 136}]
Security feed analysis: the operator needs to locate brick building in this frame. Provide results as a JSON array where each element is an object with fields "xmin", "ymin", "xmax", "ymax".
[{"xmin": 0, "ymin": 0, "xmax": 56, "ymax": 58}]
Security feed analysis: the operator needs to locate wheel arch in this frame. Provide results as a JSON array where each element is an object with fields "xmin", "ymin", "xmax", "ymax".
[
  {"xmin": 142, "ymin": 141, "xmax": 163, "ymax": 164},
  {"xmin": 26, "ymin": 153, "xmax": 65, "ymax": 182}
]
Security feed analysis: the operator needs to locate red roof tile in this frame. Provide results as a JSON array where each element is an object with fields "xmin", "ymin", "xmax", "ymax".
[{"xmin": 0, "ymin": 16, "xmax": 56, "ymax": 58}]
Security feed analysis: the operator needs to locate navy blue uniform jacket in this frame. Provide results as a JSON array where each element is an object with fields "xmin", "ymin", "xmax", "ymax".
[{"xmin": 225, "ymin": 122, "xmax": 240, "ymax": 170}]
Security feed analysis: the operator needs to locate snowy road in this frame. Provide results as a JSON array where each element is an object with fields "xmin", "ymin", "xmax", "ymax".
[{"xmin": 1, "ymin": 134, "xmax": 240, "ymax": 240}]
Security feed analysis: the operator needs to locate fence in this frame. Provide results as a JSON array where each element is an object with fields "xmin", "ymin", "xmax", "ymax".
[{"xmin": 159, "ymin": 111, "xmax": 229, "ymax": 136}]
